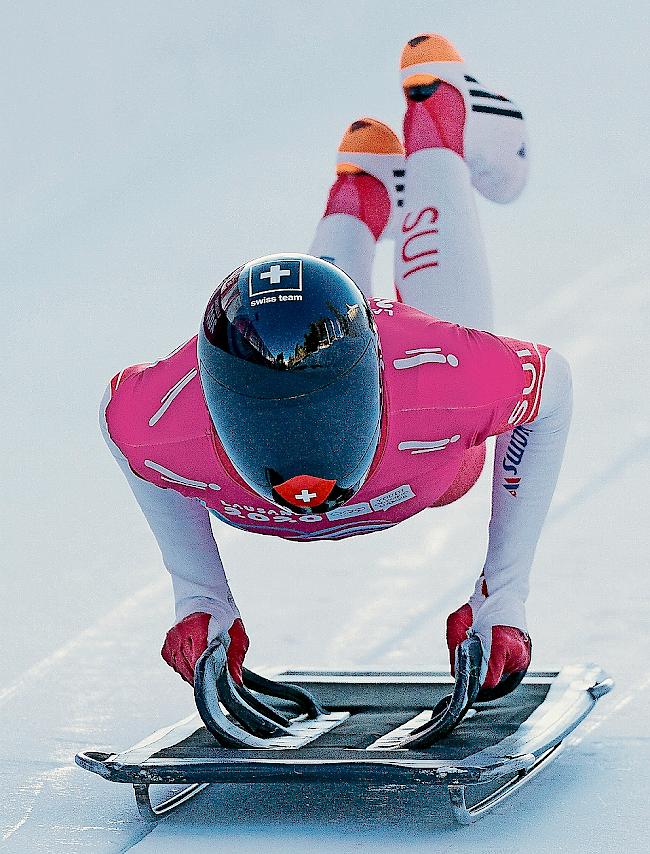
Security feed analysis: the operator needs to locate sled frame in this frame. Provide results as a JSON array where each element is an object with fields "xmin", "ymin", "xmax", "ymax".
[{"xmin": 75, "ymin": 663, "xmax": 613, "ymax": 825}]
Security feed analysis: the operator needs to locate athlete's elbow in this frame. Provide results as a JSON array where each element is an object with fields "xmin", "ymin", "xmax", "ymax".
[
  {"xmin": 537, "ymin": 349, "xmax": 573, "ymax": 423},
  {"xmin": 548, "ymin": 349, "xmax": 572, "ymax": 395}
]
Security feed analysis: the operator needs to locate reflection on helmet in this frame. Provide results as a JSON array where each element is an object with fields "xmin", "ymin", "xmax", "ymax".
[{"xmin": 198, "ymin": 253, "xmax": 382, "ymax": 513}]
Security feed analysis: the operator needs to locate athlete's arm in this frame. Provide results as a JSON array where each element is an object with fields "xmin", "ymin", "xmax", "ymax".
[
  {"xmin": 447, "ymin": 342, "xmax": 572, "ymax": 690},
  {"xmin": 478, "ymin": 348, "xmax": 572, "ymax": 632},
  {"xmin": 99, "ymin": 387, "xmax": 240, "ymax": 633}
]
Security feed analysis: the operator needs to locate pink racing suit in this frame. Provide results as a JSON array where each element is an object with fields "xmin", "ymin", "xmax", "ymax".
[
  {"xmin": 105, "ymin": 300, "xmax": 547, "ymax": 542},
  {"xmin": 100, "ymin": 143, "xmax": 572, "ymax": 660}
]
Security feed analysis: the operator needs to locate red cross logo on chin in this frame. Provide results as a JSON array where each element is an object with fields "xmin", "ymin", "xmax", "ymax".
[{"xmin": 274, "ymin": 475, "xmax": 337, "ymax": 509}]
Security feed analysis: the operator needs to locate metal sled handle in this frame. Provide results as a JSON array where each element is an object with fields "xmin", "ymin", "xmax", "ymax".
[
  {"xmin": 194, "ymin": 641, "xmax": 291, "ymax": 748},
  {"xmin": 234, "ymin": 681, "xmax": 292, "ymax": 728},
  {"xmin": 242, "ymin": 667, "xmax": 325, "ymax": 719},
  {"xmin": 214, "ymin": 659, "xmax": 290, "ymax": 738},
  {"xmin": 194, "ymin": 640, "xmax": 326, "ymax": 747},
  {"xmin": 397, "ymin": 636, "xmax": 483, "ymax": 749}
]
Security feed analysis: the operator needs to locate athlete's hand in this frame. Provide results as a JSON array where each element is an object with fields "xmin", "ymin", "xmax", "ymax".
[
  {"xmin": 446, "ymin": 600, "xmax": 531, "ymax": 697},
  {"xmin": 161, "ymin": 613, "xmax": 249, "ymax": 686}
]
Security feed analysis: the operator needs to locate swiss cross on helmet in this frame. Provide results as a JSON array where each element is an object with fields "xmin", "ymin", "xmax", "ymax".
[{"xmin": 198, "ymin": 253, "xmax": 382, "ymax": 513}]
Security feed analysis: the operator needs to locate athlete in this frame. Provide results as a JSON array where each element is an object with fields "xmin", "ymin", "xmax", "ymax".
[{"xmin": 101, "ymin": 35, "xmax": 572, "ymax": 698}]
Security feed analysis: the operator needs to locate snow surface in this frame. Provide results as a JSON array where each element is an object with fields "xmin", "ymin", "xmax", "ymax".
[{"xmin": 2, "ymin": 2, "xmax": 649, "ymax": 851}]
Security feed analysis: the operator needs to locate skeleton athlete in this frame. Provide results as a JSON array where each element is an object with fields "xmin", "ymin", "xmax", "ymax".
[{"xmin": 101, "ymin": 35, "xmax": 572, "ymax": 697}]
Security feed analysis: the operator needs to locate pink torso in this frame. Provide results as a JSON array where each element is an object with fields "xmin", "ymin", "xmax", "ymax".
[{"xmin": 106, "ymin": 300, "xmax": 546, "ymax": 541}]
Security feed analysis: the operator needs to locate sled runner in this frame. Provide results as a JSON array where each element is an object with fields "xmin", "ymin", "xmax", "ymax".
[{"xmin": 76, "ymin": 647, "xmax": 612, "ymax": 825}]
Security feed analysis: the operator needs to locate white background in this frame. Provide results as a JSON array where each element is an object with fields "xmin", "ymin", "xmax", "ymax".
[{"xmin": 2, "ymin": 1, "xmax": 649, "ymax": 851}]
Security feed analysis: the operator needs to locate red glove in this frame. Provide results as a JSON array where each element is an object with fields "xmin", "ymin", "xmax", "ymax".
[
  {"xmin": 161, "ymin": 613, "xmax": 249, "ymax": 686},
  {"xmin": 224, "ymin": 618, "xmax": 249, "ymax": 686},
  {"xmin": 446, "ymin": 603, "xmax": 531, "ymax": 692}
]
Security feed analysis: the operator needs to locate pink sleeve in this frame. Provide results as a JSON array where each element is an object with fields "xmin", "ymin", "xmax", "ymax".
[
  {"xmin": 109, "ymin": 363, "xmax": 150, "ymax": 396},
  {"xmin": 469, "ymin": 332, "xmax": 549, "ymax": 444}
]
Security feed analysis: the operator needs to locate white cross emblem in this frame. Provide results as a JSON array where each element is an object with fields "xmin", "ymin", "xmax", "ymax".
[
  {"xmin": 295, "ymin": 489, "xmax": 317, "ymax": 504},
  {"xmin": 260, "ymin": 264, "xmax": 291, "ymax": 286}
]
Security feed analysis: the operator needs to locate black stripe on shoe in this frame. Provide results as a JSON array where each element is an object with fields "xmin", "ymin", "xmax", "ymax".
[
  {"xmin": 395, "ymin": 184, "xmax": 405, "ymax": 192},
  {"xmin": 469, "ymin": 89, "xmax": 512, "ymax": 103},
  {"xmin": 393, "ymin": 169, "xmax": 406, "ymax": 177},
  {"xmin": 464, "ymin": 75, "xmax": 479, "ymax": 83},
  {"xmin": 472, "ymin": 105, "xmax": 523, "ymax": 119}
]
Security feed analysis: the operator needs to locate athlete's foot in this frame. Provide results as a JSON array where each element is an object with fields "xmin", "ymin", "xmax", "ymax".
[
  {"xmin": 401, "ymin": 35, "xmax": 465, "ymax": 157},
  {"xmin": 324, "ymin": 118, "xmax": 405, "ymax": 240},
  {"xmin": 400, "ymin": 33, "xmax": 529, "ymax": 203},
  {"xmin": 403, "ymin": 79, "xmax": 466, "ymax": 157}
]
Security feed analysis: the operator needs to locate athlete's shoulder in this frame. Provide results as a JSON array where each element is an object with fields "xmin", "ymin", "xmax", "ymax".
[
  {"xmin": 105, "ymin": 336, "xmax": 207, "ymax": 449},
  {"xmin": 372, "ymin": 297, "xmax": 479, "ymax": 352},
  {"xmin": 371, "ymin": 298, "xmax": 546, "ymax": 422},
  {"xmin": 371, "ymin": 297, "xmax": 452, "ymax": 365}
]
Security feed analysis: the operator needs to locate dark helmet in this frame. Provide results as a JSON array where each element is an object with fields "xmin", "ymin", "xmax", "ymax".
[{"xmin": 198, "ymin": 253, "xmax": 382, "ymax": 513}]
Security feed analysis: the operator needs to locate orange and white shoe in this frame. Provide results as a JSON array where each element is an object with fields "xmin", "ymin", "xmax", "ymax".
[
  {"xmin": 327, "ymin": 118, "xmax": 405, "ymax": 239},
  {"xmin": 400, "ymin": 33, "xmax": 528, "ymax": 203}
]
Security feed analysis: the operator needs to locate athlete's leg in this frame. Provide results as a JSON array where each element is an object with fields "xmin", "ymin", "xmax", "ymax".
[
  {"xmin": 396, "ymin": 83, "xmax": 494, "ymax": 330},
  {"xmin": 309, "ymin": 119, "xmax": 404, "ymax": 298},
  {"xmin": 309, "ymin": 184, "xmax": 382, "ymax": 298},
  {"xmin": 400, "ymin": 34, "xmax": 529, "ymax": 205},
  {"xmin": 394, "ymin": 34, "xmax": 529, "ymax": 331}
]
